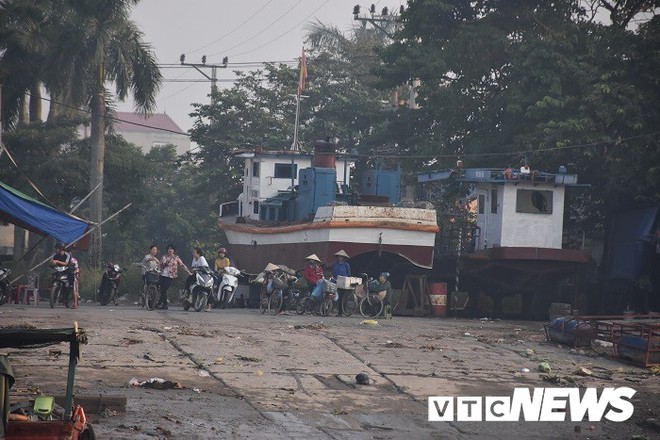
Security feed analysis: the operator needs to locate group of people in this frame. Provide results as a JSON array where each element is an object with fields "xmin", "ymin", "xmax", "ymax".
[
  {"xmin": 141, "ymin": 244, "xmax": 232, "ymax": 310},
  {"xmin": 302, "ymin": 249, "xmax": 393, "ymax": 316}
]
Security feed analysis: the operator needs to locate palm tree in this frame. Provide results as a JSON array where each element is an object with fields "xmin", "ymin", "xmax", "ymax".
[{"xmin": 43, "ymin": 0, "xmax": 162, "ymax": 265}]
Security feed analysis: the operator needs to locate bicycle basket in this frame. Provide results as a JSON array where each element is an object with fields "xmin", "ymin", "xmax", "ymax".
[
  {"xmin": 271, "ymin": 273, "xmax": 287, "ymax": 289},
  {"xmin": 145, "ymin": 271, "xmax": 160, "ymax": 284},
  {"xmin": 322, "ymin": 279, "xmax": 337, "ymax": 294}
]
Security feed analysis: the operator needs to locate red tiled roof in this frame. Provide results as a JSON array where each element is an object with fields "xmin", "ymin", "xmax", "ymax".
[{"xmin": 112, "ymin": 112, "xmax": 185, "ymax": 134}]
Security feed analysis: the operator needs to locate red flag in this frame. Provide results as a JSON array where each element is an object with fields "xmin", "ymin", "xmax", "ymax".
[{"xmin": 298, "ymin": 47, "xmax": 307, "ymax": 94}]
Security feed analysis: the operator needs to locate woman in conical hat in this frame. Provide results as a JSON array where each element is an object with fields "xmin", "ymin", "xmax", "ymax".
[
  {"xmin": 303, "ymin": 253, "xmax": 324, "ymax": 300},
  {"xmin": 334, "ymin": 250, "xmax": 350, "ymax": 259},
  {"xmin": 332, "ymin": 250, "xmax": 351, "ymax": 316}
]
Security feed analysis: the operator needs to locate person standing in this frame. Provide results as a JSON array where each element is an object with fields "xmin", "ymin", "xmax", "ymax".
[
  {"xmin": 158, "ymin": 244, "xmax": 191, "ymax": 310},
  {"xmin": 332, "ymin": 250, "xmax": 351, "ymax": 316},
  {"xmin": 142, "ymin": 244, "xmax": 160, "ymax": 276},
  {"xmin": 69, "ymin": 247, "xmax": 81, "ymax": 309}
]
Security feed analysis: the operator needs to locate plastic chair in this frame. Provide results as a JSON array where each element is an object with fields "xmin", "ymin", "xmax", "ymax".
[{"xmin": 23, "ymin": 272, "xmax": 39, "ymax": 306}]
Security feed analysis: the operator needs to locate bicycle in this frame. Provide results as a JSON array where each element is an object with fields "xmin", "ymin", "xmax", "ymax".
[
  {"xmin": 359, "ymin": 291, "xmax": 384, "ymax": 318},
  {"xmin": 267, "ymin": 270, "xmax": 301, "ymax": 315},
  {"xmin": 142, "ymin": 268, "xmax": 160, "ymax": 311}
]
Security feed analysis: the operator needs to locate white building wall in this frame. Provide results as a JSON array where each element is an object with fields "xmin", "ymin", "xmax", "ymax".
[
  {"xmin": 119, "ymin": 132, "xmax": 190, "ymax": 156},
  {"xmin": 499, "ymin": 183, "xmax": 565, "ymax": 249}
]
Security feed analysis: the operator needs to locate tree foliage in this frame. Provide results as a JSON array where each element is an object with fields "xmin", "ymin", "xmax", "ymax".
[{"xmin": 377, "ymin": 0, "xmax": 659, "ymax": 230}]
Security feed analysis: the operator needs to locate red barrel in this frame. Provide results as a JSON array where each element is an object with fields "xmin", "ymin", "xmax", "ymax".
[
  {"xmin": 312, "ymin": 142, "xmax": 336, "ymax": 168},
  {"xmin": 313, "ymin": 152, "xmax": 336, "ymax": 168},
  {"xmin": 428, "ymin": 282, "xmax": 447, "ymax": 317}
]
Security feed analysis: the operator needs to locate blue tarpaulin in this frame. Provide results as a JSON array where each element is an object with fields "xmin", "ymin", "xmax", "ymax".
[{"xmin": 0, "ymin": 181, "xmax": 89, "ymax": 245}]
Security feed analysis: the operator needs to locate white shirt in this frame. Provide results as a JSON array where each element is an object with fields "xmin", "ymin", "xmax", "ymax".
[{"xmin": 191, "ymin": 256, "xmax": 209, "ymax": 268}]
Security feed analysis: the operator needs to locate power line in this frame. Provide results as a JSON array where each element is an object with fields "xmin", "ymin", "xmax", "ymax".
[
  {"xmin": 208, "ymin": 0, "xmax": 304, "ymax": 58},
  {"xmin": 25, "ymin": 92, "xmax": 190, "ymax": 136},
  {"xmin": 185, "ymin": 0, "xmax": 274, "ymax": 56},
  {"xmin": 229, "ymin": 0, "xmax": 332, "ymax": 58}
]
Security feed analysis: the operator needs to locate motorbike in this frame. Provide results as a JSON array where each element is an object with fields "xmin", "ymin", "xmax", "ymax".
[
  {"xmin": 182, "ymin": 266, "xmax": 214, "ymax": 312},
  {"xmin": 50, "ymin": 264, "xmax": 75, "ymax": 308},
  {"xmin": 213, "ymin": 266, "xmax": 243, "ymax": 309},
  {"xmin": 98, "ymin": 263, "xmax": 124, "ymax": 306},
  {"xmin": 0, "ymin": 263, "xmax": 12, "ymax": 305}
]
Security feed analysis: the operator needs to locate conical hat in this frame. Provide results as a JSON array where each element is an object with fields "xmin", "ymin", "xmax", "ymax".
[
  {"xmin": 305, "ymin": 254, "xmax": 322, "ymax": 263},
  {"xmin": 264, "ymin": 263, "xmax": 279, "ymax": 272},
  {"xmin": 334, "ymin": 250, "xmax": 350, "ymax": 258}
]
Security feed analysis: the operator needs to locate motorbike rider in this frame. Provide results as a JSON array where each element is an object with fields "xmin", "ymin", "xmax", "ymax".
[
  {"xmin": 184, "ymin": 247, "xmax": 209, "ymax": 293},
  {"xmin": 158, "ymin": 244, "xmax": 191, "ymax": 310},
  {"xmin": 214, "ymin": 248, "xmax": 230, "ymax": 274},
  {"xmin": 303, "ymin": 254, "xmax": 324, "ymax": 303},
  {"xmin": 50, "ymin": 242, "xmax": 74, "ymax": 288}
]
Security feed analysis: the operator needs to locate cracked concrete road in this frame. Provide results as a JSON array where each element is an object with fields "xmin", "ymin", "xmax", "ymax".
[{"xmin": 1, "ymin": 304, "xmax": 658, "ymax": 439}]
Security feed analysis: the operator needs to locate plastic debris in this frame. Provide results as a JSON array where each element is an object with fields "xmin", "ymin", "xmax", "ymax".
[
  {"xmin": 198, "ymin": 370, "xmax": 210, "ymax": 377},
  {"xmin": 129, "ymin": 377, "xmax": 183, "ymax": 389},
  {"xmin": 538, "ymin": 362, "xmax": 551, "ymax": 373},
  {"xmin": 360, "ymin": 320, "xmax": 378, "ymax": 325},
  {"xmin": 464, "ymin": 332, "xmax": 471, "ymax": 336},
  {"xmin": 520, "ymin": 368, "xmax": 530, "ymax": 373},
  {"xmin": 525, "ymin": 349, "xmax": 534, "ymax": 357}
]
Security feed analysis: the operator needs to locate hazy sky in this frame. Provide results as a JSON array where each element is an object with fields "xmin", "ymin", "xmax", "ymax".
[{"xmin": 117, "ymin": 0, "xmax": 396, "ymax": 133}]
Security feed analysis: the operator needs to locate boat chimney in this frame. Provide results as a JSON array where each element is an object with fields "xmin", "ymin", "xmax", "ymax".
[{"xmin": 312, "ymin": 139, "xmax": 336, "ymax": 168}]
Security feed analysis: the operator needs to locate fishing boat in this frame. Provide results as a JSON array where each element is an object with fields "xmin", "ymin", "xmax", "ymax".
[{"xmin": 218, "ymin": 141, "xmax": 439, "ymax": 274}]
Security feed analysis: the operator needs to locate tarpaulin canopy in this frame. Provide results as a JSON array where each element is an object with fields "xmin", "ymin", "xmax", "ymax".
[{"xmin": 0, "ymin": 181, "xmax": 90, "ymax": 245}]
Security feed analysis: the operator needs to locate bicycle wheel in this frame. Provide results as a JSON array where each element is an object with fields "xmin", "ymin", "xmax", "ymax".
[
  {"xmin": 296, "ymin": 296, "xmax": 310, "ymax": 315},
  {"xmin": 319, "ymin": 297, "xmax": 333, "ymax": 317},
  {"xmin": 259, "ymin": 293, "xmax": 268, "ymax": 314},
  {"xmin": 342, "ymin": 291, "xmax": 358, "ymax": 317},
  {"xmin": 146, "ymin": 285, "xmax": 159, "ymax": 311},
  {"xmin": 360, "ymin": 295, "xmax": 383, "ymax": 318},
  {"xmin": 268, "ymin": 290, "xmax": 283, "ymax": 315}
]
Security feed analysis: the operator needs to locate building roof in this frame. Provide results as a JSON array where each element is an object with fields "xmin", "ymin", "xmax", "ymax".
[{"xmin": 113, "ymin": 112, "xmax": 185, "ymax": 134}]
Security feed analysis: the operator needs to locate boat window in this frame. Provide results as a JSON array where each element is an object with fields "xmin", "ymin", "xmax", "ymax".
[
  {"xmin": 491, "ymin": 189, "xmax": 498, "ymax": 214},
  {"xmin": 478, "ymin": 194, "xmax": 485, "ymax": 214},
  {"xmin": 274, "ymin": 163, "xmax": 297, "ymax": 179},
  {"xmin": 516, "ymin": 189, "xmax": 553, "ymax": 214},
  {"xmin": 252, "ymin": 162, "xmax": 260, "ymax": 177}
]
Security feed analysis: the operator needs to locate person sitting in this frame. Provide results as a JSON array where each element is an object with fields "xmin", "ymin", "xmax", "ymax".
[
  {"xmin": 303, "ymin": 254, "xmax": 324, "ymax": 302},
  {"xmin": 185, "ymin": 247, "xmax": 209, "ymax": 293},
  {"xmin": 214, "ymin": 248, "xmax": 231, "ymax": 274},
  {"xmin": 51, "ymin": 242, "xmax": 74, "ymax": 288},
  {"xmin": 369, "ymin": 272, "xmax": 393, "ymax": 308}
]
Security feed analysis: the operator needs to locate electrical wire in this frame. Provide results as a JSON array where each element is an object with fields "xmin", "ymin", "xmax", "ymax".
[
  {"xmin": 208, "ymin": 0, "xmax": 304, "ymax": 58},
  {"xmin": 185, "ymin": 0, "xmax": 274, "ymax": 56},
  {"xmin": 22, "ymin": 96, "xmax": 658, "ymax": 160},
  {"xmin": 24, "ymin": 92, "xmax": 189, "ymax": 136},
  {"xmin": 228, "ymin": 0, "xmax": 332, "ymax": 58}
]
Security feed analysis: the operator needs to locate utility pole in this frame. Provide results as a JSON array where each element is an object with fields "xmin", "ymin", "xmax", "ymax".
[
  {"xmin": 352, "ymin": 4, "xmax": 403, "ymax": 38},
  {"xmin": 179, "ymin": 54, "xmax": 229, "ymax": 102}
]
